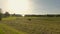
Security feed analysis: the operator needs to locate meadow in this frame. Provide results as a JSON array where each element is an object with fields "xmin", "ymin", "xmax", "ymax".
[{"xmin": 0, "ymin": 17, "xmax": 60, "ymax": 34}]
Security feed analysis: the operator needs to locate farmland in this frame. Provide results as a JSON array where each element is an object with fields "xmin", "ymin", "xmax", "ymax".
[{"xmin": 0, "ymin": 17, "xmax": 60, "ymax": 34}]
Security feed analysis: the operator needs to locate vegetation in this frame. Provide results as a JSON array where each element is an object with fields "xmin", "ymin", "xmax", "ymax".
[
  {"xmin": 0, "ymin": 8, "xmax": 3, "ymax": 21},
  {"xmin": 25, "ymin": 14, "xmax": 60, "ymax": 17},
  {"xmin": 0, "ymin": 17, "xmax": 60, "ymax": 34},
  {"xmin": 0, "ymin": 8, "xmax": 60, "ymax": 34},
  {"xmin": 4, "ymin": 12, "xmax": 10, "ymax": 17},
  {"xmin": 0, "ymin": 23, "xmax": 27, "ymax": 34}
]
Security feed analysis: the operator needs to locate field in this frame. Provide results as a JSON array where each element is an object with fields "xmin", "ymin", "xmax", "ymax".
[{"xmin": 0, "ymin": 17, "xmax": 60, "ymax": 34}]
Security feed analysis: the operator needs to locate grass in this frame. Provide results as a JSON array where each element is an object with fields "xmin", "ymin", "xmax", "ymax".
[
  {"xmin": 0, "ymin": 17, "xmax": 60, "ymax": 34},
  {"xmin": 0, "ymin": 21, "xmax": 28, "ymax": 34},
  {"xmin": 2, "ymin": 17, "xmax": 16, "ymax": 21}
]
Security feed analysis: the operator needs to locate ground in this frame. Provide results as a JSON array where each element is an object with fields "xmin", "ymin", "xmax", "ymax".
[{"xmin": 0, "ymin": 17, "xmax": 60, "ymax": 34}]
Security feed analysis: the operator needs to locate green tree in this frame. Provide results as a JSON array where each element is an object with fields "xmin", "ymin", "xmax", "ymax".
[
  {"xmin": 4, "ymin": 12, "xmax": 10, "ymax": 17},
  {"xmin": 0, "ymin": 8, "xmax": 2, "ymax": 21}
]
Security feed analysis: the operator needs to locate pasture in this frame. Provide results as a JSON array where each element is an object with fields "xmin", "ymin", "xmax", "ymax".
[{"xmin": 0, "ymin": 17, "xmax": 60, "ymax": 34}]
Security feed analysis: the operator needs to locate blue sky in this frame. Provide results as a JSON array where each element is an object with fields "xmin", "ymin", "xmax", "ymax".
[
  {"xmin": 0, "ymin": 0, "xmax": 60, "ymax": 15},
  {"xmin": 32, "ymin": 0, "xmax": 60, "ymax": 14}
]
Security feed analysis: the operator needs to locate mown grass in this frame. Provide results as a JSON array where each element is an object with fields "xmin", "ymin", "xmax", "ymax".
[{"xmin": 0, "ymin": 17, "xmax": 60, "ymax": 34}]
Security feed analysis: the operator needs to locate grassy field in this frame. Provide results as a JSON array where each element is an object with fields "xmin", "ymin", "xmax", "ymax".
[{"xmin": 0, "ymin": 17, "xmax": 60, "ymax": 34}]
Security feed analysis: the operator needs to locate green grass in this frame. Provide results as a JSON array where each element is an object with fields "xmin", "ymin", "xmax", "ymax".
[
  {"xmin": 0, "ymin": 23, "xmax": 28, "ymax": 34},
  {"xmin": 2, "ymin": 17, "xmax": 16, "ymax": 21},
  {"xmin": 0, "ymin": 17, "xmax": 60, "ymax": 34}
]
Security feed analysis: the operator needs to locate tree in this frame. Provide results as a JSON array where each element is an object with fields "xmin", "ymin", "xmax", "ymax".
[
  {"xmin": 0, "ymin": 8, "xmax": 2, "ymax": 21},
  {"xmin": 12, "ymin": 13, "xmax": 15, "ymax": 16},
  {"xmin": 4, "ymin": 12, "xmax": 10, "ymax": 17}
]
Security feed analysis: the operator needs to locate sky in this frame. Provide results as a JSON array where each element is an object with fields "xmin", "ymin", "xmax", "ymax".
[{"xmin": 0, "ymin": 0, "xmax": 60, "ymax": 15}]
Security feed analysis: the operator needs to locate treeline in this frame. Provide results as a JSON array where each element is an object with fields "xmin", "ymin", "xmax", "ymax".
[
  {"xmin": 0, "ymin": 8, "xmax": 22, "ymax": 21},
  {"xmin": 2, "ymin": 12, "xmax": 22, "ymax": 18},
  {"xmin": 25, "ymin": 14, "xmax": 60, "ymax": 17},
  {"xmin": 0, "ymin": 12, "xmax": 22, "ymax": 21},
  {"xmin": 0, "ymin": 8, "xmax": 60, "ymax": 21}
]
